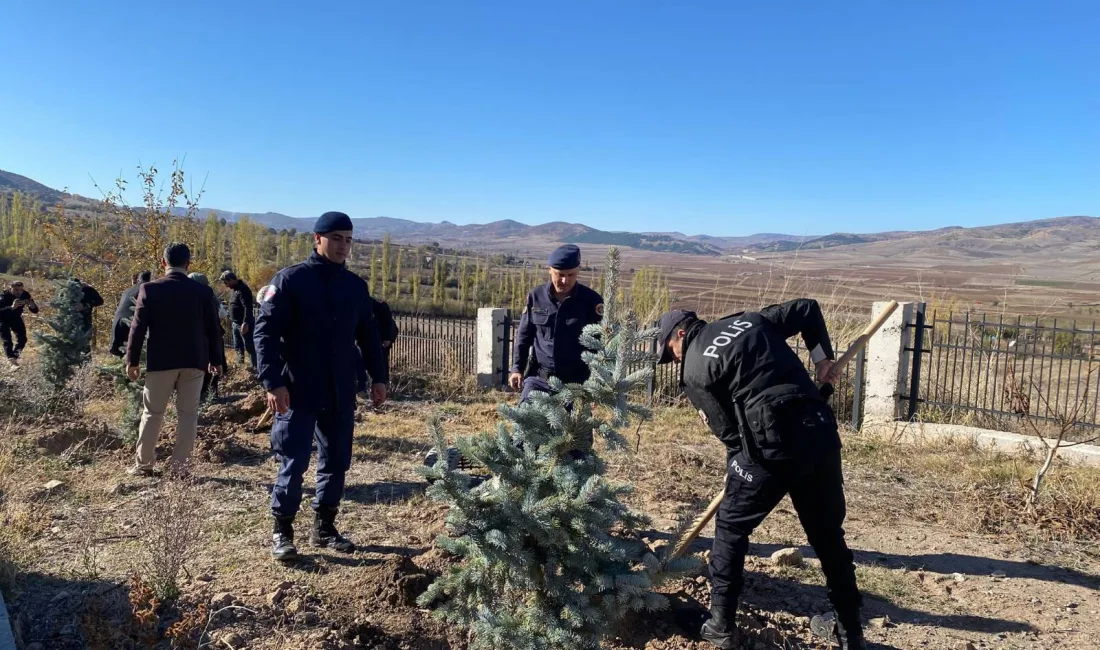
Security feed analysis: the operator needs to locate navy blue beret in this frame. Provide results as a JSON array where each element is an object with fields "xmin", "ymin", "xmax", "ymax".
[
  {"xmin": 314, "ymin": 211, "xmax": 354, "ymax": 234},
  {"xmin": 548, "ymin": 244, "xmax": 582, "ymax": 270}
]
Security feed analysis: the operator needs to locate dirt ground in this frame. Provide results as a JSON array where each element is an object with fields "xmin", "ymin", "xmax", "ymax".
[{"xmin": 1, "ymin": 367, "xmax": 1098, "ymax": 650}]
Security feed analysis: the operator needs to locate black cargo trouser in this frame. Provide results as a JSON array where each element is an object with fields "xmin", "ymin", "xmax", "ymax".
[
  {"xmin": 710, "ymin": 447, "xmax": 862, "ymax": 623},
  {"xmin": 1, "ymin": 318, "xmax": 27, "ymax": 359}
]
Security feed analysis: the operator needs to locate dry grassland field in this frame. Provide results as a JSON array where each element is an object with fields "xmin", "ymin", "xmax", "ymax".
[
  {"xmin": 495, "ymin": 229, "xmax": 1100, "ymax": 321},
  {"xmin": 1, "ymin": 360, "xmax": 1098, "ymax": 650}
]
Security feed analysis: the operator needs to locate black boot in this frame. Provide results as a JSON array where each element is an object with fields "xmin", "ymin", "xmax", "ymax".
[
  {"xmin": 810, "ymin": 611, "xmax": 866, "ymax": 650},
  {"xmin": 310, "ymin": 505, "xmax": 355, "ymax": 553},
  {"xmin": 271, "ymin": 515, "xmax": 298, "ymax": 562},
  {"xmin": 700, "ymin": 606, "xmax": 740, "ymax": 649}
]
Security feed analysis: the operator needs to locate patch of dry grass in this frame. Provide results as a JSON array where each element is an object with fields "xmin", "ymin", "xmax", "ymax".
[
  {"xmin": 842, "ymin": 430, "xmax": 1100, "ymax": 545},
  {"xmin": 0, "ymin": 430, "xmax": 48, "ymax": 598}
]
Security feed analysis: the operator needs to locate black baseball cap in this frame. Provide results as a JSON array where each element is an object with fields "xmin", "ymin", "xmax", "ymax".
[{"xmin": 656, "ymin": 309, "xmax": 696, "ymax": 364}]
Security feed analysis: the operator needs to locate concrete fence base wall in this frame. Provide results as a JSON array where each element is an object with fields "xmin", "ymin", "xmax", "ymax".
[{"xmin": 860, "ymin": 420, "xmax": 1100, "ymax": 468}]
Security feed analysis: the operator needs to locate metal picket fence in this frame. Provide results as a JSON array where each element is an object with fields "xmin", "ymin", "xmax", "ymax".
[
  {"xmin": 920, "ymin": 312, "xmax": 1100, "ymax": 431},
  {"xmin": 390, "ymin": 313, "xmax": 477, "ymax": 376}
]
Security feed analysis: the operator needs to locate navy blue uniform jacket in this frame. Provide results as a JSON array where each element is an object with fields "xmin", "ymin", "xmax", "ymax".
[
  {"xmin": 254, "ymin": 251, "xmax": 389, "ymax": 413},
  {"xmin": 510, "ymin": 282, "xmax": 603, "ymax": 382}
]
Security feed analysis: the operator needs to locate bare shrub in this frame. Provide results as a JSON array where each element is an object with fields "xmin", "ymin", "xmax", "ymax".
[
  {"xmin": 136, "ymin": 477, "xmax": 207, "ymax": 602},
  {"xmin": 1007, "ymin": 363, "xmax": 1100, "ymax": 508},
  {"xmin": 71, "ymin": 506, "xmax": 109, "ymax": 581},
  {"xmin": 0, "ymin": 357, "xmax": 54, "ymax": 417}
]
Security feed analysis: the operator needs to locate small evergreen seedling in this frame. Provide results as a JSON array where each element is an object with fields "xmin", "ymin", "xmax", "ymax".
[
  {"xmin": 35, "ymin": 279, "xmax": 92, "ymax": 394},
  {"xmin": 419, "ymin": 247, "xmax": 697, "ymax": 650}
]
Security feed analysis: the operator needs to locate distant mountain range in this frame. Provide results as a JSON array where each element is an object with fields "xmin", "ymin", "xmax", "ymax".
[{"xmin": 3, "ymin": 168, "xmax": 1098, "ymax": 260}]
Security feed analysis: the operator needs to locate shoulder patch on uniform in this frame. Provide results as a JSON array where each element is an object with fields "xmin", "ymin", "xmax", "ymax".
[
  {"xmin": 258, "ymin": 285, "xmax": 277, "ymax": 303},
  {"xmin": 595, "ymin": 303, "xmax": 604, "ymax": 316},
  {"xmin": 697, "ymin": 409, "xmax": 709, "ymax": 426}
]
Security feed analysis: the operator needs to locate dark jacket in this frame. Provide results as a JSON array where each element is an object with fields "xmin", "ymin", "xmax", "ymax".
[
  {"xmin": 254, "ymin": 251, "xmax": 388, "ymax": 413},
  {"xmin": 371, "ymin": 298, "xmax": 398, "ymax": 343},
  {"xmin": 78, "ymin": 283, "xmax": 104, "ymax": 330},
  {"xmin": 126, "ymin": 271, "xmax": 224, "ymax": 372},
  {"xmin": 110, "ymin": 283, "xmax": 144, "ymax": 356},
  {"xmin": 0, "ymin": 290, "xmax": 39, "ymax": 322},
  {"xmin": 680, "ymin": 299, "xmax": 838, "ymax": 460},
  {"xmin": 229, "ymin": 280, "xmax": 255, "ymax": 324},
  {"xmin": 510, "ymin": 282, "xmax": 603, "ymax": 383}
]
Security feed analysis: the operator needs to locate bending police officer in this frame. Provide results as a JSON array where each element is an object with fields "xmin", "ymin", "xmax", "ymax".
[
  {"xmin": 254, "ymin": 211, "xmax": 389, "ymax": 563},
  {"xmin": 655, "ymin": 300, "xmax": 865, "ymax": 650}
]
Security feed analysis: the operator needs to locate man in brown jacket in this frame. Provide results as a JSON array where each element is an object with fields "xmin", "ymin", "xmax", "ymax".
[{"xmin": 125, "ymin": 243, "xmax": 224, "ymax": 475}]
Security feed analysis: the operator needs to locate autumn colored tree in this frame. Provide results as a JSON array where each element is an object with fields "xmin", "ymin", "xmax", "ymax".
[
  {"xmin": 381, "ymin": 233, "xmax": 392, "ymax": 301},
  {"xmin": 370, "ymin": 245, "xmax": 381, "ymax": 296}
]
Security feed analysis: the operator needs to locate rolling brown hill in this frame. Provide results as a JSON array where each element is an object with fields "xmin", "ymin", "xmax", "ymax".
[{"xmin": 2, "ymin": 167, "xmax": 1096, "ymax": 266}]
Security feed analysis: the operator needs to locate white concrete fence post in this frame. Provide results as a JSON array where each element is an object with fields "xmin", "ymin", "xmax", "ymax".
[
  {"xmin": 476, "ymin": 308, "xmax": 508, "ymax": 388},
  {"xmin": 862, "ymin": 301, "xmax": 920, "ymax": 426}
]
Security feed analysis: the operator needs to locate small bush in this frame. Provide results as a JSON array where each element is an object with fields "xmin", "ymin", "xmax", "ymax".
[{"xmin": 137, "ymin": 478, "xmax": 207, "ymax": 602}]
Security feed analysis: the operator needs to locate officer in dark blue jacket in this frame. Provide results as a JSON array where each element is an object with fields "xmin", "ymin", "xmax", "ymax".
[
  {"xmin": 254, "ymin": 211, "xmax": 389, "ymax": 562},
  {"xmin": 508, "ymin": 244, "xmax": 604, "ymax": 406}
]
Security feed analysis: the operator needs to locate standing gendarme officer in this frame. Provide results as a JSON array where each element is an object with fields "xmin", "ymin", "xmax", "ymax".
[
  {"xmin": 509, "ymin": 244, "xmax": 603, "ymax": 401},
  {"xmin": 655, "ymin": 300, "xmax": 866, "ymax": 650},
  {"xmin": 254, "ymin": 211, "xmax": 389, "ymax": 563},
  {"xmin": 508, "ymin": 245, "xmax": 603, "ymax": 457}
]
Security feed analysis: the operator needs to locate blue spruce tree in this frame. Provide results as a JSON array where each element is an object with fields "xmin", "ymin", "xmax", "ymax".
[
  {"xmin": 419, "ymin": 247, "xmax": 697, "ymax": 650},
  {"xmin": 35, "ymin": 278, "xmax": 93, "ymax": 393}
]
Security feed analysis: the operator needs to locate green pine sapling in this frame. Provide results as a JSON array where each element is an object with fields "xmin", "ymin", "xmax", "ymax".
[
  {"xmin": 35, "ymin": 278, "xmax": 93, "ymax": 394},
  {"xmin": 418, "ymin": 247, "xmax": 698, "ymax": 650}
]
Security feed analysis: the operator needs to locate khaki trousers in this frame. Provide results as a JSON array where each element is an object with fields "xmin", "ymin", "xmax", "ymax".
[{"xmin": 135, "ymin": 368, "xmax": 205, "ymax": 469}]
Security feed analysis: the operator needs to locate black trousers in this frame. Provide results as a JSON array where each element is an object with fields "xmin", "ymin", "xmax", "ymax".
[
  {"xmin": 232, "ymin": 318, "xmax": 257, "ymax": 368},
  {"xmin": 710, "ymin": 447, "xmax": 862, "ymax": 623},
  {"xmin": 1, "ymin": 318, "xmax": 27, "ymax": 359}
]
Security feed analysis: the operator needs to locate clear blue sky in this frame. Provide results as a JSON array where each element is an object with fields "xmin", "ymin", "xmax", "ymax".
[{"xmin": 2, "ymin": 1, "xmax": 1098, "ymax": 237}]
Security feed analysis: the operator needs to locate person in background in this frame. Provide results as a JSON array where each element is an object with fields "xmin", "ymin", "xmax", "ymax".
[
  {"xmin": 509, "ymin": 244, "xmax": 604, "ymax": 403},
  {"xmin": 73, "ymin": 278, "xmax": 104, "ymax": 334},
  {"xmin": 125, "ymin": 244, "xmax": 224, "ymax": 476},
  {"xmin": 111, "ymin": 271, "xmax": 153, "ymax": 357},
  {"xmin": 0, "ymin": 280, "xmax": 39, "ymax": 365},
  {"xmin": 218, "ymin": 270, "xmax": 258, "ymax": 370},
  {"xmin": 370, "ymin": 296, "xmax": 399, "ymax": 371},
  {"xmin": 189, "ymin": 272, "xmax": 226, "ymax": 403}
]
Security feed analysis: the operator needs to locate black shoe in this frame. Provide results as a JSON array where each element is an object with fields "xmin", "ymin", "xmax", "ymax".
[
  {"xmin": 810, "ymin": 612, "xmax": 866, "ymax": 650},
  {"xmin": 310, "ymin": 506, "xmax": 355, "ymax": 553},
  {"xmin": 271, "ymin": 515, "xmax": 299, "ymax": 562},
  {"xmin": 700, "ymin": 606, "xmax": 740, "ymax": 649}
]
